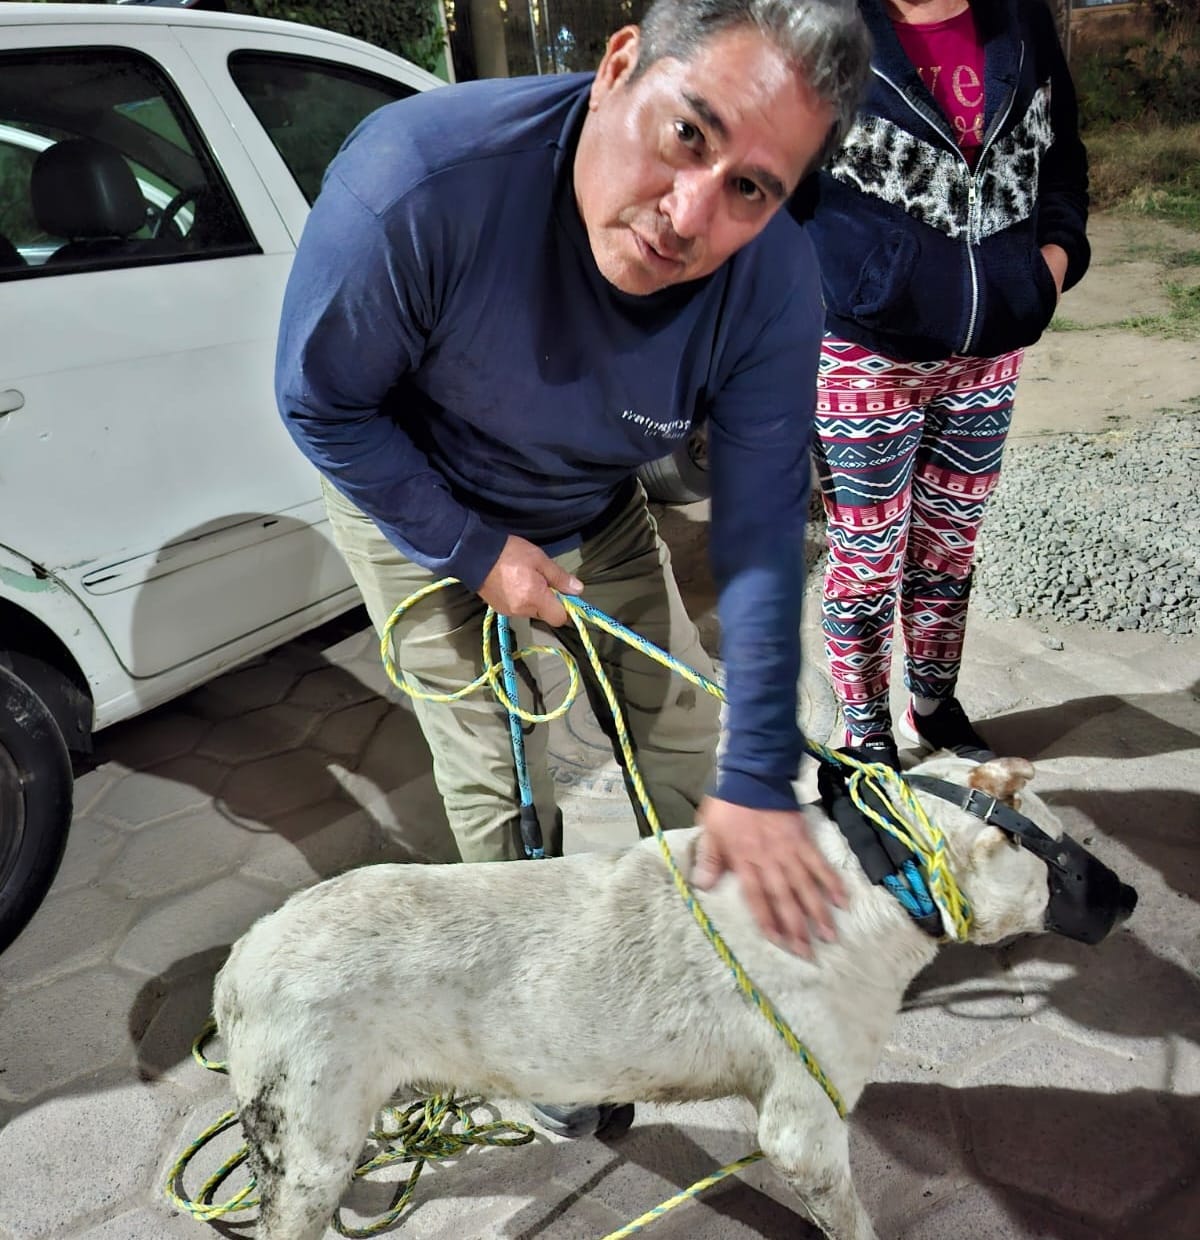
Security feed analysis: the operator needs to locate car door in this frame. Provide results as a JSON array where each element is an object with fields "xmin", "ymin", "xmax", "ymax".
[
  {"xmin": 0, "ymin": 20, "xmax": 356, "ymax": 681},
  {"xmin": 0, "ymin": 19, "xmax": 439, "ymax": 685},
  {"xmin": 174, "ymin": 23, "xmax": 439, "ymax": 242}
]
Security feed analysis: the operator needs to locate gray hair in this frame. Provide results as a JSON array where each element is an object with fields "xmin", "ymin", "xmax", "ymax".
[{"xmin": 631, "ymin": 0, "xmax": 871, "ymax": 170}]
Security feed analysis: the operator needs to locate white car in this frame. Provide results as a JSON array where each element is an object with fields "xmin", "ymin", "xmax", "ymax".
[{"xmin": 0, "ymin": 3, "xmax": 443, "ymax": 950}]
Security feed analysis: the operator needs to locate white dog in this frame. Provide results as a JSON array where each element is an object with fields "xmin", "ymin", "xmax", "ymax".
[{"xmin": 213, "ymin": 754, "xmax": 1133, "ymax": 1240}]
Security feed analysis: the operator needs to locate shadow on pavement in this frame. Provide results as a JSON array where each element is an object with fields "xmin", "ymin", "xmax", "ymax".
[
  {"xmin": 984, "ymin": 682, "xmax": 1200, "ymax": 763},
  {"xmin": 856, "ymin": 1081, "xmax": 1200, "ymax": 1239},
  {"xmin": 906, "ymin": 927, "xmax": 1200, "ymax": 1046}
]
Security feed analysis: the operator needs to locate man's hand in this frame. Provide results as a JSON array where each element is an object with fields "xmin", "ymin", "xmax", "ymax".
[
  {"xmin": 478, "ymin": 535, "xmax": 583, "ymax": 625},
  {"xmin": 1040, "ymin": 243, "xmax": 1069, "ymax": 302},
  {"xmin": 693, "ymin": 797, "xmax": 846, "ymax": 957}
]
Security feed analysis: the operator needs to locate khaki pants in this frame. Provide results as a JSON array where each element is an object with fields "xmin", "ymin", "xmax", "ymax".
[{"xmin": 322, "ymin": 477, "xmax": 720, "ymax": 862}]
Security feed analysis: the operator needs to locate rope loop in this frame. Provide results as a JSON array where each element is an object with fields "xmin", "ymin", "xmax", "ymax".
[{"xmin": 168, "ymin": 1023, "xmax": 537, "ymax": 1237}]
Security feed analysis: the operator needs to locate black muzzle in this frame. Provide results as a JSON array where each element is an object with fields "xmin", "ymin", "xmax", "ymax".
[{"xmin": 905, "ymin": 776, "xmax": 1138, "ymax": 944}]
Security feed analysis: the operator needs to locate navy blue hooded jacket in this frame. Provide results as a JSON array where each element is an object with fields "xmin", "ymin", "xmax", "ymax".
[{"xmin": 803, "ymin": 0, "xmax": 1090, "ymax": 361}]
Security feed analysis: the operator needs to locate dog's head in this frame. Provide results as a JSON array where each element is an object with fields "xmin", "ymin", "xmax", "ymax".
[{"xmin": 906, "ymin": 754, "xmax": 1137, "ymax": 947}]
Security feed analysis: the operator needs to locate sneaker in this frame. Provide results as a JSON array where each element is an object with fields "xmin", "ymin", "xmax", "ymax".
[
  {"xmin": 529, "ymin": 1101, "xmax": 635, "ymax": 1139},
  {"xmin": 838, "ymin": 732, "xmax": 901, "ymax": 771},
  {"xmin": 900, "ymin": 698, "xmax": 995, "ymax": 762}
]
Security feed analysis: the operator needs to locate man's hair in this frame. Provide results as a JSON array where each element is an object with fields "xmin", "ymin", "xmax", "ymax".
[{"xmin": 631, "ymin": 0, "xmax": 872, "ymax": 170}]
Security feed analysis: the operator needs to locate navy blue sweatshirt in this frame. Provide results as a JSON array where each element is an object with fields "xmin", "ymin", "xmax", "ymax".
[
  {"xmin": 803, "ymin": 0, "xmax": 1090, "ymax": 360},
  {"xmin": 275, "ymin": 74, "xmax": 825, "ymax": 812}
]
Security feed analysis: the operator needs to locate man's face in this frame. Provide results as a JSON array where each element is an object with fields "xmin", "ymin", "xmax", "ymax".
[{"xmin": 573, "ymin": 24, "xmax": 834, "ymax": 295}]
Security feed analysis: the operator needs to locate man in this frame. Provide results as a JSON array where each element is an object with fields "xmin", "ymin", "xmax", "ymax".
[{"xmin": 276, "ymin": 0, "xmax": 870, "ymax": 1133}]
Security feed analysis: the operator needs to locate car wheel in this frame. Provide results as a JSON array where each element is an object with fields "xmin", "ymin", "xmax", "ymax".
[
  {"xmin": 638, "ymin": 422, "xmax": 710, "ymax": 504},
  {"xmin": 0, "ymin": 664, "xmax": 73, "ymax": 953}
]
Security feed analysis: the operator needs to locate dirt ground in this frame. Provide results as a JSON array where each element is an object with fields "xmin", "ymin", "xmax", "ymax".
[{"xmin": 1014, "ymin": 212, "xmax": 1200, "ymax": 438}]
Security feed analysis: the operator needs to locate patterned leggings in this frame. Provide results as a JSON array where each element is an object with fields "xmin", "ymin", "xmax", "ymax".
[{"xmin": 813, "ymin": 337, "xmax": 1023, "ymax": 740}]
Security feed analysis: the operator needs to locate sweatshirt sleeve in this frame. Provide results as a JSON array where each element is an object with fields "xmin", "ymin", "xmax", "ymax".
[
  {"xmin": 274, "ymin": 168, "xmax": 507, "ymax": 591},
  {"xmin": 1031, "ymin": 2, "xmax": 1091, "ymax": 293},
  {"xmin": 706, "ymin": 230, "xmax": 824, "ymax": 812}
]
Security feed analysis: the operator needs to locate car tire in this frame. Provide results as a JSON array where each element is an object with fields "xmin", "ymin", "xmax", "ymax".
[
  {"xmin": 638, "ymin": 423, "xmax": 710, "ymax": 504},
  {"xmin": 0, "ymin": 663, "xmax": 73, "ymax": 954}
]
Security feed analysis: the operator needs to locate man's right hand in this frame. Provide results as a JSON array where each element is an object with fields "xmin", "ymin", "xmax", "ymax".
[{"xmin": 478, "ymin": 535, "xmax": 583, "ymax": 626}]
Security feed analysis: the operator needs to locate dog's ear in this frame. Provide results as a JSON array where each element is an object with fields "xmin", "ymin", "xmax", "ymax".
[{"xmin": 968, "ymin": 756, "xmax": 1035, "ymax": 808}]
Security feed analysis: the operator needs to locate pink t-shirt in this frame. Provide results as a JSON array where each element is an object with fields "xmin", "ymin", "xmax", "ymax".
[{"xmin": 892, "ymin": 7, "xmax": 986, "ymax": 164}]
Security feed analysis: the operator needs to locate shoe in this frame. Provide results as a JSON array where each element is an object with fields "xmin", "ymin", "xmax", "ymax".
[
  {"xmin": 529, "ymin": 1101, "xmax": 635, "ymax": 1139},
  {"xmin": 838, "ymin": 732, "xmax": 901, "ymax": 771},
  {"xmin": 899, "ymin": 698, "xmax": 995, "ymax": 762}
]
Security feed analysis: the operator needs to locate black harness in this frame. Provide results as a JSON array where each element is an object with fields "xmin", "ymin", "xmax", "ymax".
[{"xmin": 816, "ymin": 767, "xmax": 944, "ymax": 938}]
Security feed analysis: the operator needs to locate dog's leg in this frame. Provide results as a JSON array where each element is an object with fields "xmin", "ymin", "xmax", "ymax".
[
  {"xmin": 238, "ymin": 1060, "xmax": 390, "ymax": 1240},
  {"xmin": 757, "ymin": 1083, "xmax": 878, "ymax": 1240}
]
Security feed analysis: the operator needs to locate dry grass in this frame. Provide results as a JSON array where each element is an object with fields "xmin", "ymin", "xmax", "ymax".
[{"xmin": 1085, "ymin": 122, "xmax": 1200, "ymax": 227}]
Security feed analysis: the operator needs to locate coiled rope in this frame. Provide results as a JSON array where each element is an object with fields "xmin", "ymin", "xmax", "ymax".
[
  {"xmin": 165, "ymin": 1022, "xmax": 536, "ymax": 1237},
  {"xmin": 166, "ymin": 577, "xmax": 969, "ymax": 1236}
]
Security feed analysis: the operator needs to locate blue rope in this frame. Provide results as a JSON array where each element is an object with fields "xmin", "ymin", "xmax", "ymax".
[
  {"xmin": 881, "ymin": 858, "xmax": 937, "ymax": 920},
  {"xmin": 497, "ymin": 614, "xmax": 543, "ymax": 859}
]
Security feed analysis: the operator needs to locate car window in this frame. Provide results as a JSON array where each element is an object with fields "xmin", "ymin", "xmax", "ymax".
[
  {"xmin": 0, "ymin": 47, "xmax": 256, "ymax": 280},
  {"xmin": 229, "ymin": 53, "xmax": 416, "ymax": 205}
]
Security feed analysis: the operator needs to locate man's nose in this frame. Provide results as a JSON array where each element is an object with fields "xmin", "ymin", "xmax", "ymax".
[{"xmin": 662, "ymin": 169, "xmax": 720, "ymax": 240}]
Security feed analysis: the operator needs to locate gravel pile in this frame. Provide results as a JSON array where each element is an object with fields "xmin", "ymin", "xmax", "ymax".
[{"xmin": 973, "ymin": 409, "xmax": 1200, "ymax": 637}]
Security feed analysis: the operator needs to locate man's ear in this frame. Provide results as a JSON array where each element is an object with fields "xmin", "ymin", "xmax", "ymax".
[{"xmin": 590, "ymin": 26, "xmax": 641, "ymax": 109}]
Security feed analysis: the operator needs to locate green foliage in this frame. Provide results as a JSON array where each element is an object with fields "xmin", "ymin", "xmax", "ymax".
[
  {"xmin": 1075, "ymin": 6, "xmax": 1200, "ymax": 128},
  {"xmin": 227, "ymin": 1, "xmax": 444, "ymax": 74}
]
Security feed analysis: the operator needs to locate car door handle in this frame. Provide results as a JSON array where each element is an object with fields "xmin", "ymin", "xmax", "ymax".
[{"xmin": 0, "ymin": 389, "xmax": 24, "ymax": 418}]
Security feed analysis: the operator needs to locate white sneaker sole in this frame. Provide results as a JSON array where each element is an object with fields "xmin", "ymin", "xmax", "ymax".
[{"xmin": 897, "ymin": 708, "xmax": 930, "ymax": 750}]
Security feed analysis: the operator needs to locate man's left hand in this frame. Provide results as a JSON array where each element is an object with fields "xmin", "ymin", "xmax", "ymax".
[{"xmin": 692, "ymin": 797, "xmax": 847, "ymax": 957}]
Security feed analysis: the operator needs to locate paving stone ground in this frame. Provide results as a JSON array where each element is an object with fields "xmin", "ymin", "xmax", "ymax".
[{"xmin": 0, "ymin": 490, "xmax": 1196, "ymax": 1240}]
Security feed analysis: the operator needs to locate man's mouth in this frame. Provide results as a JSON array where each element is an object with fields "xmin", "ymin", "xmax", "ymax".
[{"xmin": 633, "ymin": 230, "xmax": 686, "ymax": 273}]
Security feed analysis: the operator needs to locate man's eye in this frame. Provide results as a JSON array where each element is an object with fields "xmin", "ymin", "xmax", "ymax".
[
  {"xmin": 736, "ymin": 177, "xmax": 764, "ymax": 202},
  {"xmin": 674, "ymin": 119, "xmax": 701, "ymax": 147}
]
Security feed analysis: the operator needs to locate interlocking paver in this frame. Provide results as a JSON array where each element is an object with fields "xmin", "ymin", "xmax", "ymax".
[
  {"xmin": 218, "ymin": 747, "xmax": 345, "ymax": 821},
  {"xmin": 0, "ymin": 885, "xmax": 137, "ymax": 993},
  {"xmin": 892, "ymin": 1191, "xmax": 1105, "ymax": 1240},
  {"xmin": 0, "ymin": 1082, "xmax": 186, "ymax": 1240},
  {"xmin": 47, "ymin": 815, "xmax": 123, "ymax": 893},
  {"xmin": 93, "ymin": 757, "xmax": 228, "ymax": 829},
  {"xmin": 105, "ymin": 809, "xmax": 256, "ymax": 897},
  {"xmin": 0, "ymin": 969, "xmax": 144, "ymax": 1102},
  {"xmin": 185, "ymin": 659, "xmax": 300, "ymax": 718},
  {"xmin": 288, "ymin": 663, "xmax": 381, "ymax": 711},
  {"xmin": 195, "ymin": 702, "xmax": 318, "ymax": 763},
  {"xmin": 239, "ymin": 800, "xmax": 387, "ymax": 887},
  {"xmin": 134, "ymin": 968, "xmax": 225, "ymax": 1089},
  {"xmin": 958, "ymin": 1040, "xmax": 1190, "ymax": 1223},
  {"xmin": 113, "ymin": 877, "xmax": 284, "ymax": 979},
  {"xmin": 310, "ymin": 697, "xmax": 392, "ymax": 758},
  {"xmin": 92, "ymin": 712, "xmax": 211, "ymax": 770},
  {"xmin": 64, "ymin": 1205, "xmax": 223, "ymax": 1239}
]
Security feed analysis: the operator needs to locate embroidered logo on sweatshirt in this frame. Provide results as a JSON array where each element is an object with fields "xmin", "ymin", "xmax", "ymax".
[{"xmin": 620, "ymin": 409, "xmax": 691, "ymax": 439}]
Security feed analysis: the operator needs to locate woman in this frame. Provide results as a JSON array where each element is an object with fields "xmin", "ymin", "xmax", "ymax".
[{"xmin": 805, "ymin": 0, "xmax": 1089, "ymax": 767}]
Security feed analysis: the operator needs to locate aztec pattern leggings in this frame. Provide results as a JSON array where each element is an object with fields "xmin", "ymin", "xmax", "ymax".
[{"xmin": 813, "ymin": 336, "xmax": 1024, "ymax": 740}]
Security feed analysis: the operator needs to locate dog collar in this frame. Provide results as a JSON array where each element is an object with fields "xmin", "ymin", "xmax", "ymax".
[{"xmin": 903, "ymin": 774, "xmax": 1138, "ymax": 944}]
